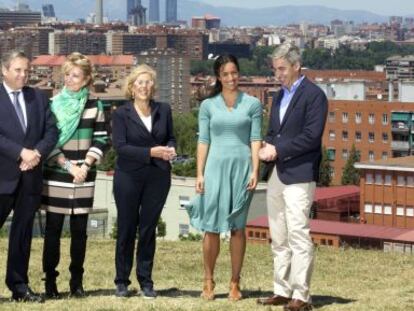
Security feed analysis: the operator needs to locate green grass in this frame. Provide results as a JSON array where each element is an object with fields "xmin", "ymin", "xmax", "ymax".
[{"xmin": 0, "ymin": 238, "xmax": 413, "ymax": 310}]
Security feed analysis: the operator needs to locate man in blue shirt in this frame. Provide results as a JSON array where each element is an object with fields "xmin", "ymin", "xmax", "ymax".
[{"xmin": 257, "ymin": 42, "xmax": 328, "ymax": 311}]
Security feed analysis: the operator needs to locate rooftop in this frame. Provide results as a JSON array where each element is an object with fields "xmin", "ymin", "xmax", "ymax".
[
  {"xmin": 314, "ymin": 185, "xmax": 359, "ymax": 201},
  {"xmin": 32, "ymin": 55, "xmax": 135, "ymax": 66},
  {"xmin": 303, "ymin": 69, "xmax": 386, "ymax": 82},
  {"xmin": 247, "ymin": 216, "xmax": 414, "ymax": 243},
  {"xmin": 355, "ymin": 156, "xmax": 414, "ymax": 172}
]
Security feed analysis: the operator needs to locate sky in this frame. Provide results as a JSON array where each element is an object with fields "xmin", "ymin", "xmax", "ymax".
[
  {"xmin": 0, "ymin": 0, "xmax": 413, "ymax": 17},
  {"xmin": 196, "ymin": 0, "xmax": 414, "ymax": 16}
]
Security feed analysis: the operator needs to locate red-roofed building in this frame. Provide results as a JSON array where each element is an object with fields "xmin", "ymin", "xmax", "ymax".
[
  {"xmin": 322, "ymin": 100, "xmax": 414, "ymax": 185},
  {"xmin": 312, "ymin": 186, "xmax": 360, "ymax": 222},
  {"xmin": 190, "ymin": 75, "xmax": 278, "ymax": 109},
  {"xmin": 191, "ymin": 14, "xmax": 220, "ymax": 30},
  {"xmin": 31, "ymin": 55, "xmax": 135, "ymax": 87},
  {"xmin": 355, "ymin": 156, "xmax": 414, "ymax": 229},
  {"xmin": 246, "ymin": 216, "xmax": 414, "ymax": 253},
  {"xmin": 245, "ymin": 186, "xmax": 360, "ymax": 244}
]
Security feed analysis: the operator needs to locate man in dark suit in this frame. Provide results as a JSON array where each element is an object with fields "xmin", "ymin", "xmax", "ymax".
[
  {"xmin": 0, "ymin": 51, "xmax": 57, "ymax": 302},
  {"xmin": 256, "ymin": 43, "xmax": 328, "ymax": 311}
]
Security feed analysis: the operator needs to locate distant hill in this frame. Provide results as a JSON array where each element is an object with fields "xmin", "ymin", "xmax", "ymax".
[{"xmin": 1, "ymin": 0, "xmax": 394, "ymax": 25}]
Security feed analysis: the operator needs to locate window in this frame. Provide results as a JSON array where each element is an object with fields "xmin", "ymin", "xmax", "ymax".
[
  {"xmin": 407, "ymin": 208, "xmax": 414, "ymax": 217},
  {"xmin": 328, "ymin": 111, "xmax": 335, "ymax": 122},
  {"xmin": 385, "ymin": 174, "xmax": 392, "ymax": 185},
  {"xmin": 382, "ymin": 133, "xmax": 388, "ymax": 143},
  {"xmin": 179, "ymin": 224, "xmax": 189, "ymax": 235},
  {"xmin": 396, "ymin": 206, "xmax": 404, "ymax": 216},
  {"xmin": 368, "ymin": 113, "xmax": 375, "ymax": 124},
  {"xmin": 342, "ymin": 112, "xmax": 348, "ymax": 123},
  {"xmin": 368, "ymin": 132, "xmax": 375, "ymax": 143},
  {"xmin": 407, "ymin": 176, "xmax": 414, "ymax": 187},
  {"xmin": 374, "ymin": 205, "xmax": 382, "ymax": 214},
  {"xmin": 355, "ymin": 131, "xmax": 362, "ymax": 142},
  {"xmin": 384, "ymin": 205, "xmax": 392, "ymax": 215},
  {"xmin": 179, "ymin": 196, "xmax": 190, "ymax": 209},
  {"xmin": 261, "ymin": 232, "xmax": 267, "ymax": 239},
  {"xmin": 397, "ymin": 176, "xmax": 406, "ymax": 186},
  {"xmin": 355, "ymin": 112, "xmax": 362, "ymax": 124},
  {"xmin": 382, "ymin": 113, "xmax": 388, "ymax": 125},
  {"xmin": 364, "ymin": 204, "xmax": 373, "ymax": 213},
  {"xmin": 366, "ymin": 173, "xmax": 373, "ymax": 184},
  {"xmin": 369, "ymin": 151, "xmax": 374, "ymax": 161},
  {"xmin": 342, "ymin": 131, "xmax": 348, "ymax": 141},
  {"xmin": 342, "ymin": 149, "xmax": 349, "ymax": 160},
  {"xmin": 382, "ymin": 152, "xmax": 388, "ymax": 160},
  {"xmin": 329, "ymin": 130, "xmax": 336, "ymax": 140},
  {"xmin": 375, "ymin": 173, "xmax": 383, "ymax": 185},
  {"xmin": 248, "ymin": 231, "xmax": 253, "ymax": 237},
  {"xmin": 327, "ymin": 148, "xmax": 336, "ymax": 161}
]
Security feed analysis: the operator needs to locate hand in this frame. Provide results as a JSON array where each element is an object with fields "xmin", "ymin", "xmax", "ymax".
[
  {"xmin": 195, "ymin": 175, "xmax": 205, "ymax": 194},
  {"xmin": 259, "ymin": 142, "xmax": 277, "ymax": 162},
  {"xmin": 167, "ymin": 147, "xmax": 177, "ymax": 161},
  {"xmin": 151, "ymin": 146, "xmax": 173, "ymax": 160},
  {"xmin": 20, "ymin": 148, "xmax": 41, "ymax": 170},
  {"xmin": 162, "ymin": 146, "xmax": 177, "ymax": 161},
  {"xmin": 247, "ymin": 171, "xmax": 258, "ymax": 191},
  {"xmin": 69, "ymin": 163, "xmax": 87, "ymax": 184},
  {"xmin": 19, "ymin": 161, "xmax": 32, "ymax": 171}
]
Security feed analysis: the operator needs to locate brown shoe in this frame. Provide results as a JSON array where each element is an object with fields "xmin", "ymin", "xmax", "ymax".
[
  {"xmin": 284, "ymin": 299, "xmax": 313, "ymax": 311},
  {"xmin": 228, "ymin": 280, "xmax": 242, "ymax": 301},
  {"xmin": 257, "ymin": 294, "xmax": 291, "ymax": 305},
  {"xmin": 200, "ymin": 279, "xmax": 215, "ymax": 300}
]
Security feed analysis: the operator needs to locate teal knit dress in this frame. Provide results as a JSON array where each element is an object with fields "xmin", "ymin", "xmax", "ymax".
[{"xmin": 186, "ymin": 92, "xmax": 262, "ymax": 233}]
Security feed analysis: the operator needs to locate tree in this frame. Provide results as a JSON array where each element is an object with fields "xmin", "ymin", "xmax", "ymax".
[
  {"xmin": 157, "ymin": 217, "xmax": 166, "ymax": 238},
  {"xmin": 318, "ymin": 146, "xmax": 332, "ymax": 186},
  {"xmin": 341, "ymin": 144, "xmax": 360, "ymax": 185},
  {"xmin": 172, "ymin": 112, "xmax": 198, "ymax": 157},
  {"xmin": 190, "ymin": 59, "xmax": 214, "ymax": 75},
  {"xmin": 172, "ymin": 159, "xmax": 196, "ymax": 177},
  {"xmin": 97, "ymin": 146, "xmax": 116, "ymax": 171}
]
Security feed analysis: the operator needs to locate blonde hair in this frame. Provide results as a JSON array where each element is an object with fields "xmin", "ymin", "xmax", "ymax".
[
  {"xmin": 62, "ymin": 52, "xmax": 93, "ymax": 86},
  {"xmin": 123, "ymin": 64, "xmax": 157, "ymax": 100}
]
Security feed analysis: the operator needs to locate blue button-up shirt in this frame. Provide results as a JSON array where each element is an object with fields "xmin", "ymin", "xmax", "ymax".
[{"xmin": 279, "ymin": 75, "xmax": 305, "ymax": 123}]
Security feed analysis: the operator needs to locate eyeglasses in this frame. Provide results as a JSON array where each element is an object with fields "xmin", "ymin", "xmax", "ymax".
[{"xmin": 134, "ymin": 79, "xmax": 154, "ymax": 87}]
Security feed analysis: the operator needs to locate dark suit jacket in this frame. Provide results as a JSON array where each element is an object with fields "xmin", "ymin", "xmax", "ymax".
[
  {"xmin": 112, "ymin": 100, "xmax": 176, "ymax": 173},
  {"xmin": 263, "ymin": 77, "xmax": 328, "ymax": 185},
  {"xmin": 0, "ymin": 84, "xmax": 58, "ymax": 194}
]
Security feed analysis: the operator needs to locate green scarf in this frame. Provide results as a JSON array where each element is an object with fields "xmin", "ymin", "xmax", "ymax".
[{"xmin": 51, "ymin": 87, "xmax": 89, "ymax": 147}]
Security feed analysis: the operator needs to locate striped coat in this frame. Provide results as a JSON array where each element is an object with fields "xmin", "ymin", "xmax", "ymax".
[{"xmin": 41, "ymin": 98, "xmax": 108, "ymax": 215}]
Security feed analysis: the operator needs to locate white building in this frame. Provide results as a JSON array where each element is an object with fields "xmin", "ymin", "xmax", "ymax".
[{"xmin": 93, "ymin": 172, "xmax": 268, "ymax": 240}]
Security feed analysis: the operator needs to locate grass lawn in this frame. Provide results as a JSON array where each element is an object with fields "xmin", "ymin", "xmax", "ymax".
[{"xmin": 0, "ymin": 238, "xmax": 413, "ymax": 310}]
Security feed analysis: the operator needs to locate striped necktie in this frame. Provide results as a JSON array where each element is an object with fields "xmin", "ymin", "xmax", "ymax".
[{"xmin": 11, "ymin": 91, "xmax": 26, "ymax": 132}]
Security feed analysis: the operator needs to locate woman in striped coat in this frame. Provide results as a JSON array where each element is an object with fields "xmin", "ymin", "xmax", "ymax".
[{"xmin": 41, "ymin": 53, "xmax": 108, "ymax": 299}]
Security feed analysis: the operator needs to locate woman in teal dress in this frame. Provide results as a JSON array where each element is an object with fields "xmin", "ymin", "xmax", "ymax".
[{"xmin": 186, "ymin": 55, "xmax": 262, "ymax": 301}]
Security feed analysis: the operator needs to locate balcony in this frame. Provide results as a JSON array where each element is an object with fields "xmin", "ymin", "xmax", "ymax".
[
  {"xmin": 391, "ymin": 141, "xmax": 410, "ymax": 151},
  {"xmin": 391, "ymin": 122, "xmax": 410, "ymax": 133}
]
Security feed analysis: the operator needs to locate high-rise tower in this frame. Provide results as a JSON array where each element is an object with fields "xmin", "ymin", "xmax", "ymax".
[
  {"xmin": 166, "ymin": 0, "xmax": 177, "ymax": 23},
  {"xmin": 96, "ymin": 0, "xmax": 103, "ymax": 24},
  {"xmin": 149, "ymin": 0, "xmax": 159, "ymax": 23}
]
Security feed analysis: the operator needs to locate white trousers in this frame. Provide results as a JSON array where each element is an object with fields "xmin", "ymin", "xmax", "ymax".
[{"xmin": 266, "ymin": 168, "xmax": 316, "ymax": 303}]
